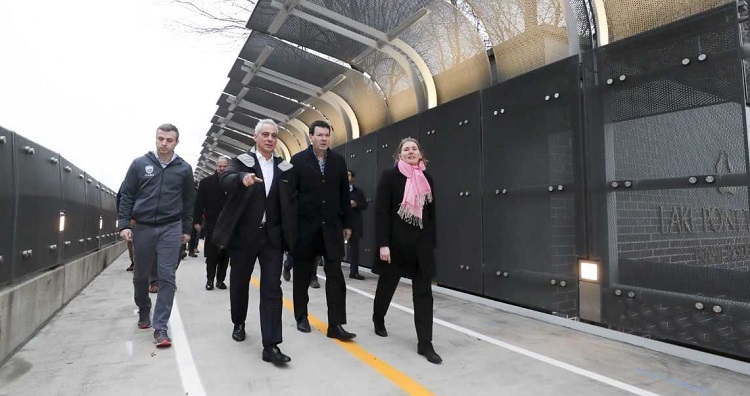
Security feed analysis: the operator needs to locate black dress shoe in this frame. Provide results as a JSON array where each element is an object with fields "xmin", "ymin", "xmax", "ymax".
[
  {"xmin": 310, "ymin": 277, "xmax": 320, "ymax": 289},
  {"xmin": 262, "ymin": 345, "xmax": 291, "ymax": 365},
  {"xmin": 216, "ymin": 281, "xmax": 227, "ymax": 290},
  {"xmin": 232, "ymin": 324, "xmax": 246, "ymax": 342},
  {"xmin": 188, "ymin": 251, "xmax": 198, "ymax": 257},
  {"xmin": 417, "ymin": 342, "xmax": 442, "ymax": 364},
  {"xmin": 296, "ymin": 317, "xmax": 311, "ymax": 333},
  {"xmin": 374, "ymin": 322, "xmax": 388, "ymax": 337},
  {"xmin": 205, "ymin": 281, "xmax": 214, "ymax": 291},
  {"xmin": 327, "ymin": 325, "xmax": 356, "ymax": 341},
  {"xmin": 349, "ymin": 274, "xmax": 365, "ymax": 280}
]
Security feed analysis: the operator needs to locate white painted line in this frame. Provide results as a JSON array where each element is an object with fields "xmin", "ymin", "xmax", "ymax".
[
  {"xmin": 320, "ymin": 274, "xmax": 662, "ymax": 396},
  {"xmin": 170, "ymin": 299, "xmax": 207, "ymax": 396}
]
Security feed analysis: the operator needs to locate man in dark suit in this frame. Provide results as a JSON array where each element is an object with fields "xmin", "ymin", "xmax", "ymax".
[
  {"xmin": 193, "ymin": 156, "xmax": 230, "ymax": 291},
  {"xmin": 347, "ymin": 170, "xmax": 368, "ymax": 280},
  {"xmin": 291, "ymin": 120, "xmax": 356, "ymax": 340},
  {"xmin": 212, "ymin": 119, "xmax": 296, "ymax": 365}
]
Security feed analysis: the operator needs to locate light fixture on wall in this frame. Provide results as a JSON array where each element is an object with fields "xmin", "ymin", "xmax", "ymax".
[
  {"xmin": 59, "ymin": 211, "xmax": 66, "ymax": 232},
  {"xmin": 578, "ymin": 259, "xmax": 601, "ymax": 322},
  {"xmin": 579, "ymin": 260, "xmax": 599, "ymax": 282},
  {"xmin": 99, "ymin": 216, "xmax": 103, "ymax": 230}
]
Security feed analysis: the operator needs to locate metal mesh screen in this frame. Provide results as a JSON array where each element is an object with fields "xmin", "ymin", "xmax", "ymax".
[
  {"xmin": 14, "ymin": 135, "xmax": 62, "ymax": 278},
  {"xmin": 482, "ymin": 57, "xmax": 582, "ymax": 314},
  {"xmin": 584, "ymin": 3, "xmax": 750, "ymax": 358},
  {"xmin": 464, "ymin": 0, "xmax": 571, "ymax": 81},
  {"xmin": 398, "ymin": 1, "xmax": 491, "ymax": 104},
  {"xmin": 229, "ymin": 59, "xmax": 309, "ymax": 102},
  {"xmin": 602, "ymin": 0, "xmax": 732, "ymax": 43},
  {"xmin": 246, "ymin": 0, "xmax": 431, "ymax": 127},
  {"xmin": 239, "ymin": 31, "xmax": 342, "ymax": 87},
  {"xmin": 238, "ymin": 32, "xmax": 390, "ymax": 136},
  {"xmin": 0, "ymin": 127, "xmax": 14, "ymax": 284},
  {"xmin": 569, "ymin": 0, "xmax": 594, "ymax": 51},
  {"xmin": 60, "ymin": 158, "xmax": 87, "ymax": 261},
  {"xmin": 357, "ymin": 52, "xmax": 418, "ymax": 123},
  {"xmin": 247, "ymin": 0, "xmax": 368, "ymax": 61},
  {"xmin": 222, "ymin": 83, "xmax": 305, "ymax": 117},
  {"xmin": 331, "ymin": 69, "xmax": 389, "ymax": 135}
]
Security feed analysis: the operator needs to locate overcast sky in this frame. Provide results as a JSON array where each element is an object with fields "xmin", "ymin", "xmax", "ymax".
[{"xmin": 0, "ymin": 0, "xmax": 247, "ymax": 189}]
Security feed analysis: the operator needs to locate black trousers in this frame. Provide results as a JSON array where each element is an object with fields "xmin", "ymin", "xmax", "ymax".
[
  {"xmin": 293, "ymin": 230, "xmax": 347, "ymax": 325},
  {"xmin": 373, "ymin": 274, "xmax": 433, "ymax": 343},
  {"xmin": 188, "ymin": 227, "xmax": 200, "ymax": 251},
  {"xmin": 348, "ymin": 238, "xmax": 361, "ymax": 276},
  {"xmin": 229, "ymin": 230, "xmax": 283, "ymax": 347},
  {"xmin": 205, "ymin": 233, "xmax": 229, "ymax": 283}
]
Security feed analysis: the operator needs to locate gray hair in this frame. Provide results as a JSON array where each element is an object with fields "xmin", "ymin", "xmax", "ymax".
[
  {"xmin": 254, "ymin": 119, "xmax": 279, "ymax": 135},
  {"xmin": 216, "ymin": 156, "xmax": 230, "ymax": 165}
]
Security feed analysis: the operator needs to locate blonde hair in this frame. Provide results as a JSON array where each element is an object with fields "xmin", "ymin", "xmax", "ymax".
[{"xmin": 394, "ymin": 137, "xmax": 428, "ymax": 164}]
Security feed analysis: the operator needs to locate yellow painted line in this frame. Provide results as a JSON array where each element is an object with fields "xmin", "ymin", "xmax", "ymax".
[{"xmin": 249, "ymin": 276, "xmax": 434, "ymax": 396}]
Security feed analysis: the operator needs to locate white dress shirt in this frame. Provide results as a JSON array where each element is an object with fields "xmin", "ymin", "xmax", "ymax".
[{"xmin": 257, "ymin": 152, "xmax": 275, "ymax": 222}]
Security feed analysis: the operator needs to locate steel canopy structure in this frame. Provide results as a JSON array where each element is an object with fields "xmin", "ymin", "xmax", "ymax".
[{"xmin": 196, "ymin": 0, "xmax": 734, "ymax": 178}]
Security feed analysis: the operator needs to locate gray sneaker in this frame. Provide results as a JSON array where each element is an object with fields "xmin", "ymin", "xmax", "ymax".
[
  {"xmin": 137, "ymin": 310, "xmax": 151, "ymax": 329},
  {"xmin": 154, "ymin": 329, "xmax": 172, "ymax": 348}
]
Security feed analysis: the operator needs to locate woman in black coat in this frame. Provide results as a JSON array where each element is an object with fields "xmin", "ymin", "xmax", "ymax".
[{"xmin": 372, "ymin": 137, "xmax": 441, "ymax": 364}]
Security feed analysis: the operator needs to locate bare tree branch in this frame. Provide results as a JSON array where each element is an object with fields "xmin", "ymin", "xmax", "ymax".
[{"xmin": 160, "ymin": 0, "xmax": 256, "ymax": 42}]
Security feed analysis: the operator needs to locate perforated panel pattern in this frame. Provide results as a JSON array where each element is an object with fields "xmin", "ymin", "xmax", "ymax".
[
  {"xmin": 603, "ymin": 0, "xmax": 731, "ymax": 43},
  {"xmin": 398, "ymin": 1, "xmax": 491, "ymax": 104},
  {"xmin": 464, "ymin": 0, "xmax": 570, "ymax": 81}
]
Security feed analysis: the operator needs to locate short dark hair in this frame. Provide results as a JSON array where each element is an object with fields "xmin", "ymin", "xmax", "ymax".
[
  {"xmin": 347, "ymin": 169, "xmax": 355, "ymax": 178},
  {"xmin": 157, "ymin": 123, "xmax": 180, "ymax": 141},
  {"xmin": 308, "ymin": 120, "xmax": 331, "ymax": 135}
]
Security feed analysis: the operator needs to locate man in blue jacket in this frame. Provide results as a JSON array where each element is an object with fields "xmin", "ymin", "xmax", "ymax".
[{"xmin": 118, "ymin": 123, "xmax": 195, "ymax": 348}]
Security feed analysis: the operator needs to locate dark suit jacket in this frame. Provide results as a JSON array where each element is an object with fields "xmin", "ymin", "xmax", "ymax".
[
  {"xmin": 291, "ymin": 147, "xmax": 352, "ymax": 260},
  {"xmin": 193, "ymin": 172, "xmax": 228, "ymax": 238},
  {"xmin": 349, "ymin": 184, "xmax": 368, "ymax": 240},
  {"xmin": 212, "ymin": 151, "xmax": 296, "ymax": 251},
  {"xmin": 373, "ymin": 166, "xmax": 436, "ymax": 280}
]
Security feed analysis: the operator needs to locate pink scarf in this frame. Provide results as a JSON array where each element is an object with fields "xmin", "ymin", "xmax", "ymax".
[{"xmin": 397, "ymin": 160, "xmax": 432, "ymax": 229}]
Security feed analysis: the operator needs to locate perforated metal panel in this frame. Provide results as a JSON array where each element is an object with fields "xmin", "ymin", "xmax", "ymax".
[
  {"xmin": 333, "ymin": 69, "xmax": 390, "ymax": 135},
  {"xmin": 344, "ymin": 133, "xmax": 378, "ymax": 269},
  {"xmin": 13, "ymin": 135, "xmax": 62, "ymax": 278},
  {"xmin": 0, "ymin": 127, "xmax": 15, "ymax": 284},
  {"xmin": 100, "ymin": 187, "xmax": 118, "ymax": 247},
  {"xmin": 84, "ymin": 174, "xmax": 101, "ymax": 252},
  {"xmin": 583, "ymin": 3, "xmax": 750, "ymax": 357},
  {"xmin": 420, "ymin": 92, "xmax": 483, "ymax": 293},
  {"xmin": 60, "ymin": 158, "xmax": 87, "ymax": 261},
  {"xmin": 465, "ymin": 0, "xmax": 571, "ymax": 81},
  {"xmin": 395, "ymin": 1, "xmax": 492, "ymax": 104},
  {"xmin": 482, "ymin": 57, "xmax": 582, "ymax": 314},
  {"xmin": 240, "ymin": 31, "xmax": 343, "ymax": 87},
  {"xmin": 375, "ymin": 116, "xmax": 419, "ymax": 174},
  {"xmin": 221, "ymin": 84, "xmax": 305, "ymax": 117},
  {"xmin": 236, "ymin": 32, "xmax": 390, "ymax": 135},
  {"xmin": 247, "ymin": 0, "xmax": 427, "ymax": 125},
  {"xmin": 602, "ymin": 0, "xmax": 731, "ymax": 43}
]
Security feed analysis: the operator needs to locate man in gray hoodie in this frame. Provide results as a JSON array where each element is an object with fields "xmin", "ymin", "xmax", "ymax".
[{"xmin": 118, "ymin": 123, "xmax": 195, "ymax": 348}]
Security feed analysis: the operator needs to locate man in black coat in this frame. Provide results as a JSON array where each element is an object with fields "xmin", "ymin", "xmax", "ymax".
[
  {"xmin": 193, "ymin": 156, "xmax": 230, "ymax": 291},
  {"xmin": 291, "ymin": 120, "xmax": 356, "ymax": 340},
  {"xmin": 212, "ymin": 119, "xmax": 296, "ymax": 365},
  {"xmin": 347, "ymin": 169, "xmax": 368, "ymax": 280}
]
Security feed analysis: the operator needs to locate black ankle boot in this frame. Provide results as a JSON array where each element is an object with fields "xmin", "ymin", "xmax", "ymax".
[
  {"xmin": 417, "ymin": 342, "xmax": 442, "ymax": 364},
  {"xmin": 373, "ymin": 319, "xmax": 387, "ymax": 337}
]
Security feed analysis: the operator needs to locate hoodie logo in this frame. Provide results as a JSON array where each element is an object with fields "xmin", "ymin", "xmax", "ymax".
[
  {"xmin": 237, "ymin": 153, "xmax": 255, "ymax": 168},
  {"xmin": 278, "ymin": 160, "xmax": 293, "ymax": 172},
  {"xmin": 145, "ymin": 165, "xmax": 154, "ymax": 177}
]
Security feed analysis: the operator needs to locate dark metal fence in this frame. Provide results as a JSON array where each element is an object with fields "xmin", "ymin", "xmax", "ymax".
[
  {"xmin": 337, "ymin": 3, "xmax": 750, "ymax": 359},
  {"xmin": 0, "ymin": 127, "xmax": 119, "ymax": 286}
]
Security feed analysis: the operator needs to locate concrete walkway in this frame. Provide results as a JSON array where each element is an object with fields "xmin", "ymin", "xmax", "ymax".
[{"xmin": 2, "ymin": 249, "xmax": 750, "ymax": 395}]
